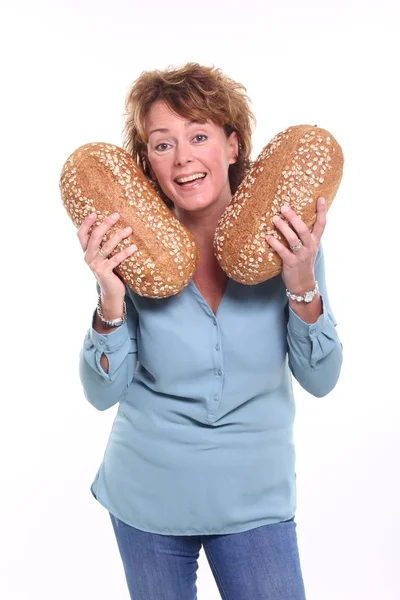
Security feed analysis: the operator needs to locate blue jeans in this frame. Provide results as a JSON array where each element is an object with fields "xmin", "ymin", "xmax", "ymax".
[{"xmin": 109, "ymin": 513, "xmax": 307, "ymax": 599}]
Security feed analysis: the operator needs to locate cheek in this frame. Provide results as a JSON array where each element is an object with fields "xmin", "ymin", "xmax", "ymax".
[
  {"xmin": 215, "ymin": 143, "xmax": 232, "ymax": 165},
  {"xmin": 213, "ymin": 150, "xmax": 232, "ymax": 177},
  {"xmin": 148, "ymin": 159, "xmax": 169, "ymax": 185},
  {"xmin": 201, "ymin": 147, "xmax": 229, "ymax": 173}
]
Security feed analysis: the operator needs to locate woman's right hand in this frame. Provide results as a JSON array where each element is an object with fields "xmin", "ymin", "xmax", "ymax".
[{"xmin": 77, "ymin": 211, "xmax": 137, "ymax": 301}]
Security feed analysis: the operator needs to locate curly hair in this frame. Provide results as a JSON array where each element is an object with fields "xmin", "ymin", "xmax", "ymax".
[{"xmin": 122, "ymin": 63, "xmax": 256, "ymax": 208}]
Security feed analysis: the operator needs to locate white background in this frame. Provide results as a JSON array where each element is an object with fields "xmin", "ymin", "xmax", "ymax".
[{"xmin": 1, "ymin": 0, "xmax": 399, "ymax": 598}]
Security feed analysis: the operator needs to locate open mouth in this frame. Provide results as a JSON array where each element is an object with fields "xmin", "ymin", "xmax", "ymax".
[{"xmin": 175, "ymin": 173, "xmax": 207, "ymax": 187}]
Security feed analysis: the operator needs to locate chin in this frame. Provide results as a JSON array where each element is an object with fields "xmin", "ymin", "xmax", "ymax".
[
  {"xmin": 174, "ymin": 190, "xmax": 228, "ymax": 212},
  {"xmin": 176, "ymin": 198, "xmax": 218, "ymax": 213}
]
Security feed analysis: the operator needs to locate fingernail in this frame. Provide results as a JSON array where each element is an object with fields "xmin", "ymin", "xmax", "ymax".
[
  {"xmin": 281, "ymin": 205, "xmax": 289, "ymax": 213},
  {"xmin": 128, "ymin": 244, "xmax": 137, "ymax": 252},
  {"xmin": 89, "ymin": 212, "xmax": 97, "ymax": 218},
  {"xmin": 318, "ymin": 197, "xmax": 325, "ymax": 204},
  {"xmin": 124, "ymin": 226, "xmax": 132, "ymax": 233},
  {"xmin": 111, "ymin": 212, "xmax": 119, "ymax": 219},
  {"xmin": 272, "ymin": 215, "xmax": 280, "ymax": 223}
]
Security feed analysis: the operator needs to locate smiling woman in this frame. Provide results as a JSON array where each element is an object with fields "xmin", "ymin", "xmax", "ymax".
[
  {"xmin": 77, "ymin": 62, "xmax": 343, "ymax": 600},
  {"xmin": 123, "ymin": 63, "xmax": 255, "ymax": 209},
  {"xmin": 144, "ymin": 101, "xmax": 238, "ymax": 215}
]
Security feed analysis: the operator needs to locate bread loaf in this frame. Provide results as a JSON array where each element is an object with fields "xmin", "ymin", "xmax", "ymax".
[
  {"xmin": 214, "ymin": 125, "xmax": 344, "ymax": 284},
  {"xmin": 59, "ymin": 142, "xmax": 199, "ymax": 298}
]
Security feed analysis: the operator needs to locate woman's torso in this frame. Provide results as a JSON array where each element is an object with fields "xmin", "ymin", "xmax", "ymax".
[{"xmin": 90, "ymin": 274, "xmax": 298, "ymax": 534}]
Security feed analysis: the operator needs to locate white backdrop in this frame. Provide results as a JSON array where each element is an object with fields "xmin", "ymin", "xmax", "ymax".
[{"xmin": 1, "ymin": 0, "xmax": 399, "ymax": 598}]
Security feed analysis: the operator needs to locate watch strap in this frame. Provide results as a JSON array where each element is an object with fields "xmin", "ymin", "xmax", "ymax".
[
  {"xmin": 286, "ymin": 281, "xmax": 319, "ymax": 303},
  {"xmin": 96, "ymin": 295, "xmax": 127, "ymax": 327}
]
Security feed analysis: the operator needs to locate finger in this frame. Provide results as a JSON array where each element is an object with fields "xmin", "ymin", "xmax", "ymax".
[
  {"xmin": 107, "ymin": 243, "xmax": 138, "ymax": 269},
  {"xmin": 272, "ymin": 214, "xmax": 303, "ymax": 249},
  {"xmin": 266, "ymin": 235, "xmax": 295, "ymax": 264},
  {"xmin": 77, "ymin": 212, "xmax": 98, "ymax": 251},
  {"xmin": 279, "ymin": 205, "xmax": 312, "ymax": 246},
  {"xmin": 85, "ymin": 212, "xmax": 121, "ymax": 261},
  {"xmin": 88, "ymin": 241, "xmax": 137, "ymax": 275},
  {"xmin": 96, "ymin": 226, "xmax": 133, "ymax": 261},
  {"xmin": 310, "ymin": 197, "xmax": 327, "ymax": 241}
]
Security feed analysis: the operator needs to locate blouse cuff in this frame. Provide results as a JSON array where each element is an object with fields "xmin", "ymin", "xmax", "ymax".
[
  {"xmin": 288, "ymin": 296, "xmax": 336, "ymax": 338},
  {"xmin": 288, "ymin": 297, "xmax": 338, "ymax": 368},
  {"xmin": 85, "ymin": 309, "xmax": 133, "ymax": 355}
]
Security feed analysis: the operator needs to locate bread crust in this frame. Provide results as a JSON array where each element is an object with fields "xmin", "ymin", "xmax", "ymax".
[
  {"xmin": 214, "ymin": 125, "xmax": 344, "ymax": 284},
  {"xmin": 60, "ymin": 142, "xmax": 199, "ymax": 298}
]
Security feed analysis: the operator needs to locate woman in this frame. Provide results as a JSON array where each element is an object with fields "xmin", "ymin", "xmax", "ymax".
[{"xmin": 78, "ymin": 63, "xmax": 343, "ymax": 600}]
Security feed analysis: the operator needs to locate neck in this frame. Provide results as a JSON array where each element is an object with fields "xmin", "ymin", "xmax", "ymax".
[
  {"xmin": 173, "ymin": 197, "xmax": 231, "ymax": 280},
  {"xmin": 172, "ymin": 195, "xmax": 232, "ymax": 249}
]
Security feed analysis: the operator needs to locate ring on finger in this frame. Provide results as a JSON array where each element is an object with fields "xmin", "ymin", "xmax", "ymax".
[
  {"xmin": 98, "ymin": 246, "xmax": 109, "ymax": 259},
  {"xmin": 290, "ymin": 240, "xmax": 303, "ymax": 252}
]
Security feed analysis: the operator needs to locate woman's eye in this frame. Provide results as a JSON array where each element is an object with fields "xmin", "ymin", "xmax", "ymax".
[
  {"xmin": 193, "ymin": 134, "xmax": 208, "ymax": 143},
  {"xmin": 155, "ymin": 143, "xmax": 171, "ymax": 152}
]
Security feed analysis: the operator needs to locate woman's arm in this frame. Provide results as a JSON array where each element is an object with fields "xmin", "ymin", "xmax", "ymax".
[
  {"xmin": 286, "ymin": 244, "xmax": 343, "ymax": 397},
  {"xmin": 79, "ymin": 284, "xmax": 138, "ymax": 411}
]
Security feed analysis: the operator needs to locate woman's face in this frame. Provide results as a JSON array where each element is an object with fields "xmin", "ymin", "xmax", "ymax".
[{"xmin": 145, "ymin": 101, "xmax": 238, "ymax": 214}]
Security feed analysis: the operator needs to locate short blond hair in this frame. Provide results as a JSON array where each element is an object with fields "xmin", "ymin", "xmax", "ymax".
[{"xmin": 123, "ymin": 63, "xmax": 256, "ymax": 207}]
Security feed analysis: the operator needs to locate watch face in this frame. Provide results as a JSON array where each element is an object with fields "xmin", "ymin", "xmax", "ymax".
[{"xmin": 304, "ymin": 291, "xmax": 314, "ymax": 303}]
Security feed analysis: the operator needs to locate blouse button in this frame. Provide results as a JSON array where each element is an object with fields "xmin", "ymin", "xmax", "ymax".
[{"xmin": 215, "ymin": 344, "xmax": 220, "ymax": 351}]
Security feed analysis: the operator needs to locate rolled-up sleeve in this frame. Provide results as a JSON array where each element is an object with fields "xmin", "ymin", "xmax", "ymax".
[
  {"xmin": 79, "ymin": 285, "xmax": 138, "ymax": 410},
  {"xmin": 286, "ymin": 244, "xmax": 343, "ymax": 398}
]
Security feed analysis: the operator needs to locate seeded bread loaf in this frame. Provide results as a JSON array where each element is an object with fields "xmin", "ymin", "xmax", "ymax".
[
  {"xmin": 214, "ymin": 125, "xmax": 344, "ymax": 284},
  {"xmin": 59, "ymin": 142, "xmax": 199, "ymax": 298}
]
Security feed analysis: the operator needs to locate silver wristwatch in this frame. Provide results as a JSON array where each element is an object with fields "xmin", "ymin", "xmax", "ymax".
[
  {"xmin": 286, "ymin": 281, "xmax": 319, "ymax": 303},
  {"xmin": 96, "ymin": 295, "xmax": 127, "ymax": 327}
]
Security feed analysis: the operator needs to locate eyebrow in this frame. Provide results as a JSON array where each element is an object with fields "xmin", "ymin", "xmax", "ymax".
[
  {"xmin": 148, "ymin": 128, "xmax": 169, "ymax": 137},
  {"xmin": 148, "ymin": 121, "xmax": 204, "ymax": 137}
]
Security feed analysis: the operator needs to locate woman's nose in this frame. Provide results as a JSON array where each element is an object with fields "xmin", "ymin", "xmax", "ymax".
[{"xmin": 174, "ymin": 141, "xmax": 193, "ymax": 166}]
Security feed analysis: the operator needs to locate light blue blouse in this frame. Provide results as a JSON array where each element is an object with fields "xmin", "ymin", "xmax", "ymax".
[{"xmin": 79, "ymin": 245, "xmax": 342, "ymax": 535}]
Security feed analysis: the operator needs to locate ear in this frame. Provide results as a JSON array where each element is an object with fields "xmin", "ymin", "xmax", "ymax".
[{"xmin": 227, "ymin": 131, "xmax": 239, "ymax": 165}]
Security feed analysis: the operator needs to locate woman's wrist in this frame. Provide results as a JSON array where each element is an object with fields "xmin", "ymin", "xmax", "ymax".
[
  {"xmin": 93, "ymin": 312, "xmax": 119, "ymax": 335},
  {"xmin": 92, "ymin": 293, "xmax": 126, "ymax": 334},
  {"xmin": 288, "ymin": 293, "xmax": 322, "ymax": 324},
  {"xmin": 284, "ymin": 272, "xmax": 316, "ymax": 297},
  {"xmin": 99, "ymin": 293, "xmax": 126, "ymax": 321}
]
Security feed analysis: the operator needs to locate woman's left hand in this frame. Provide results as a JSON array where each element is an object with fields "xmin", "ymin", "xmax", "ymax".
[{"xmin": 266, "ymin": 196, "xmax": 326, "ymax": 293}]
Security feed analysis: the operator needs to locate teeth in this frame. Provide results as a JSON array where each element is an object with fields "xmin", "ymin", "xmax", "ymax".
[{"xmin": 176, "ymin": 173, "xmax": 206, "ymax": 183}]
